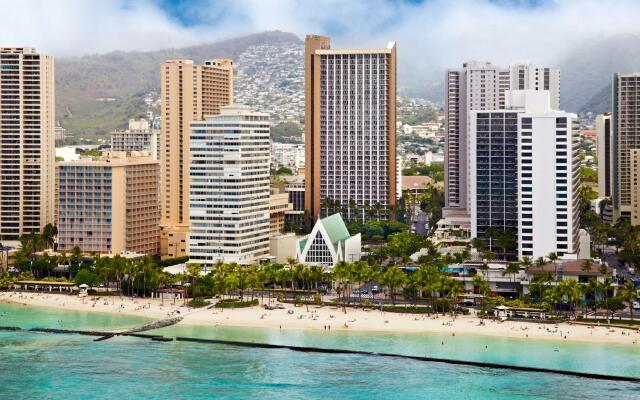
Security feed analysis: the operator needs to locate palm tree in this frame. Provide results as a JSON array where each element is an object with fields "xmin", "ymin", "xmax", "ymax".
[
  {"xmin": 547, "ymin": 252, "xmax": 559, "ymax": 281},
  {"xmin": 619, "ymin": 280, "xmax": 638, "ymax": 321},
  {"xmin": 42, "ymin": 223, "xmax": 57, "ymax": 250},
  {"xmin": 332, "ymin": 261, "xmax": 352, "ymax": 311},
  {"xmin": 503, "ymin": 262, "xmax": 521, "ymax": 298},
  {"xmin": 600, "ymin": 274, "xmax": 614, "ymax": 321},
  {"xmin": 379, "ymin": 267, "xmax": 407, "ymax": 305},
  {"xmin": 580, "ymin": 259, "xmax": 593, "ymax": 274},
  {"xmin": 471, "ymin": 274, "xmax": 490, "ymax": 318}
]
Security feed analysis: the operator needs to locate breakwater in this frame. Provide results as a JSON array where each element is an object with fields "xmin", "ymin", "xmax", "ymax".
[{"xmin": 3, "ymin": 325, "xmax": 638, "ymax": 383}]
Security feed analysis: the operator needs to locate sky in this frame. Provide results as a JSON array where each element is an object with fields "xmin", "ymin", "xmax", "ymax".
[{"xmin": 2, "ymin": 0, "xmax": 640, "ymax": 70}]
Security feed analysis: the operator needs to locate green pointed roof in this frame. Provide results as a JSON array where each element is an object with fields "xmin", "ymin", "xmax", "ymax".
[
  {"xmin": 319, "ymin": 213, "xmax": 351, "ymax": 250},
  {"xmin": 298, "ymin": 238, "xmax": 308, "ymax": 253}
]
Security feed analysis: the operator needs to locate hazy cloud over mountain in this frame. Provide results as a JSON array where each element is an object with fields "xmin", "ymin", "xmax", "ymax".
[
  {"xmin": 4, "ymin": 0, "xmax": 640, "ymax": 62},
  {"xmin": 5, "ymin": 0, "xmax": 640, "ymax": 107}
]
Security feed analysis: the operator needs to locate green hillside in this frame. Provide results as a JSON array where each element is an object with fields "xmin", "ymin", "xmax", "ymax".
[{"xmin": 55, "ymin": 31, "xmax": 302, "ymax": 138}]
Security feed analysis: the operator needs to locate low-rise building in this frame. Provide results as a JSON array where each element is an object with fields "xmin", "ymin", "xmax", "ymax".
[
  {"xmin": 270, "ymin": 189, "xmax": 293, "ymax": 234},
  {"xmin": 269, "ymin": 232, "xmax": 299, "ymax": 264},
  {"xmin": 296, "ymin": 213, "xmax": 360, "ymax": 269}
]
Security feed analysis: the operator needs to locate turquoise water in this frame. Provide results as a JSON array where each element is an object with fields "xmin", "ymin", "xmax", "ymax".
[{"xmin": 1, "ymin": 302, "xmax": 639, "ymax": 399}]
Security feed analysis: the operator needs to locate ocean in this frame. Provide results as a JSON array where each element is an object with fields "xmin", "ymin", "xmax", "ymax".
[{"xmin": 1, "ymin": 301, "xmax": 639, "ymax": 399}]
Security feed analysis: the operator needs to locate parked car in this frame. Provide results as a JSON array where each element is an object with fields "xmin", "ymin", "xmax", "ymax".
[{"xmin": 632, "ymin": 301, "xmax": 640, "ymax": 310}]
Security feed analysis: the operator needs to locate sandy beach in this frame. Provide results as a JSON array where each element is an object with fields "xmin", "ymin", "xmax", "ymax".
[{"xmin": 1, "ymin": 291, "xmax": 639, "ymax": 345}]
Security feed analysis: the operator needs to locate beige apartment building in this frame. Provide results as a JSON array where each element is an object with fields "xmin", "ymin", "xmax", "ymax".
[
  {"xmin": 270, "ymin": 190, "xmax": 293, "ymax": 234},
  {"xmin": 160, "ymin": 58, "xmax": 233, "ymax": 258},
  {"xmin": 56, "ymin": 152, "xmax": 159, "ymax": 255},
  {"xmin": 111, "ymin": 119, "xmax": 160, "ymax": 160},
  {"xmin": 0, "ymin": 47, "xmax": 55, "ymax": 240},
  {"xmin": 612, "ymin": 72, "xmax": 640, "ymax": 223},
  {"xmin": 630, "ymin": 149, "xmax": 640, "ymax": 225},
  {"xmin": 304, "ymin": 35, "xmax": 397, "ymax": 223}
]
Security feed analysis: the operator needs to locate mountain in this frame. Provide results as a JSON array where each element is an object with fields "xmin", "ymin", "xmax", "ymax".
[
  {"xmin": 55, "ymin": 31, "xmax": 302, "ymax": 137},
  {"xmin": 557, "ymin": 34, "xmax": 640, "ymax": 114}
]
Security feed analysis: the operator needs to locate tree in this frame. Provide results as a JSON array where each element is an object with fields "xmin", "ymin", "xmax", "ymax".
[
  {"xmin": 619, "ymin": 280, "xmax": 638, "ymax": 321},
  {"xmin": 503, "ymin": 262, "xmax": 521, "ymax": 298},
  {"xmin": 75, "ymin": 269, "xmax": 101, "ymax": 287},
  {"xmin": 471, "ymin": 274, "xmax": 490, "ymax": 318},
  {"xmin": 380, "ymin": 267, "xmax": 407, "ymax": 305},
  {"xmin": 186, "ymin": 263, "xmax": 202, "ymax": 300},
  {"xmin": 42, "ymin": 223, "xmax": 58, "ymax": 250},
  {"xmin": 547, "ymin": 252, "xmax": 559, "ymax": 281}
]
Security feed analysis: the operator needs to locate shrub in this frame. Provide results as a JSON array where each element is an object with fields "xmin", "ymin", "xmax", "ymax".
[
  {"xmin": 188, "ymin": 297, "xmax": 211, "ymax": 308},
  {"xmin": 216, "ymin": 299, "xmax": 258, "ymax": 309},
  {"xmin": 381, "ymin": 305, "xmax": 433, "ymax": 314}
]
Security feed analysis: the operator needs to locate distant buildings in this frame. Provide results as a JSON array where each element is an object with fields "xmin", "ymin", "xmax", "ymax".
[
  {"xmin": 271, "ymin": 142, "xmax": 305, "ymax": 170},
  {"xmin": 56, "ymin": 152, "xmax": 159, "ymax": 255},
  {"xmin": 111, "ymin": 119, "xmax": 160, "ymax": 160},
  {"xmin": 0, "ymin": 47, "xmax": 55, "ymax": 240},
  {"xmin": 54, "ymin": 126, "xmax": 66, "ymax": 141},
  {"xmin": 304, "ymin": 35, "xmax": 397, "ymax": 223},
  {"xmin": 296, "ymin": 213, "xmax": 361, "ymax": 268},
  {"xmin": 160, "ymin": 58, "xmax": 233, "ymax": 259},
  {"xmin": 189, "ymin": 105, "xmax": 270, "ymax": 266},
  {"xmin": 596, "ymin": 113, "xmax": 612, "ymax": 198}
]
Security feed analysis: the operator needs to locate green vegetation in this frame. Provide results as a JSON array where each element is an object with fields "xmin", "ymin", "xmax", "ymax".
[
  {"xmin": 398, "ymin": 106, "xmax": 439, "ymax": 125},
  {"xmin": 188, "ymin": 298, "xmax": 211, "ymax": 308},
  {"xmin": 270, "ymin": 121, "xmax": 303, "ymax": 143},
  {"xmin": 402, "ymin": 162, "xmax": 444, "ymax": 182},
  {"xmin": 78, "ymin": 149, "xmax": 102, "ymax": 159},
  {"xmin": 275, "ymin": 166, "xmax": 293, "ymax": 176},
  {"xmin": 54, "ymin": 31, "xmax": 302, "ymax": 139},
  {"xmin": 216, "ymin": 299, "xmax": 259, "ymax": 308},
  {"xmin": 74, "ymin": 269, "xmax": 101, "ymax": 287},
  {"xmin": 158, "ymin": 256, "xmax": 190, "ymax": 267}
]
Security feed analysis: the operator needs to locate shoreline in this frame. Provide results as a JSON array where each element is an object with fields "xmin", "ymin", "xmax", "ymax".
[{"xmin": 2, "ymin": 291, "xmax": 640, "ymax": 346}]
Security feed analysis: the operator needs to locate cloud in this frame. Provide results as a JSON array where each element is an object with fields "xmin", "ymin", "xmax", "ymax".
[{"xmin": 3, "ymin": 0, "xmax": 640, "ymax": 70}]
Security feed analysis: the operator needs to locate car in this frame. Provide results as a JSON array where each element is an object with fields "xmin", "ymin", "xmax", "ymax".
[
  {"xmin": 371, "ymin": 285, "xmax": 379, "ymax": 294},
  {"xmin": 632, "ymin": 302, "xmax": 640, "ymax": 310},
  {"xmin": 275, "ymin": 304, "xmax": 286, "ymax": 310}
]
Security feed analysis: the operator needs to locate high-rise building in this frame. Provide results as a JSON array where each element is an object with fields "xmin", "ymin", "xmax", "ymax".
[
  {"xmin": 509, "ymin": 62, "xmax": 560, "ymax": 110},
  {"xmin": 189, "ymin": 105, "xmax": 270, "ymax": 266},
  {"xmin": 444, "ymin": 61, "xmax": 560, "ymax": 218},
  {"xmin": 111, "ymin": 119, "xmax": 160, "ymax": 160},
  {"xmin": 304, "ymin": 35, "xmax": 396, "ymax": 223},
  {"xmin": 596, "ymin": 113, "xmax": 612, "ymax": 198},
  {"xmin": 160, "ymin": 58, "xmax": 233, "ymax": 258},
  {"xmin": 513, "ymin": 92, "xmax": 579, "ymax": 259},
  {"xmin": 469, "ymin": 91, "xmax": 579, "ymax": 259},
  {"xmin": 0, "ymin": 47, "xmax": 55, "ymax": 240},
  {"xmin": 445, "ymin": 61, "xmax": 509, "ymax": 216},
  {"xmin": 469, "ymin": 109, "xmax": 519, "ymax": 258},
  {"xmin": 612, "ymin": 72, "xmax": 640, "ymax": 222},
  {"xmin": 629, "ymin": 149, "xmax": 640, "ymax": 225},
  {"xmin": 56, "ymin": 152, "xmax": 159, "ymax": 255}
]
